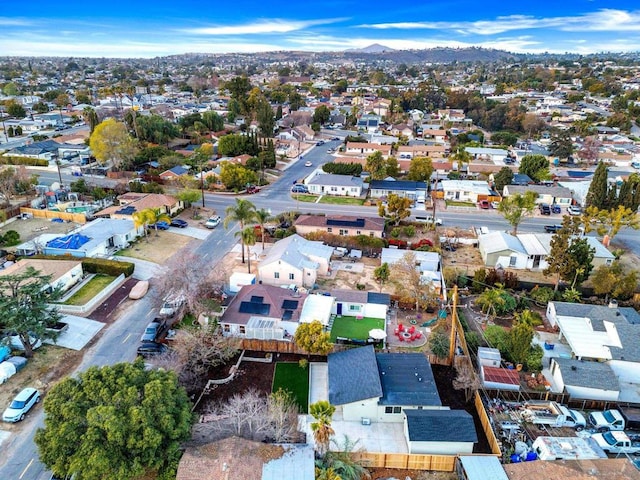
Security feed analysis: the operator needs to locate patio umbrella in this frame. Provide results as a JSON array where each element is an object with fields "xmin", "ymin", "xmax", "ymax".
[{"xmin": 369, "ymin": 328, "xmax": 387, "ymax": 340}]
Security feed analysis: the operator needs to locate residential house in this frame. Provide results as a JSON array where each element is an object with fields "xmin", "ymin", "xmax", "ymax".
[
  {"xmin": 219, "ymin": 283, "xmax": 308, "ymax": 339},
  {"xmin": 95, "ymin": 192, "xmax": 183, "ymax": 218},
  {"xmin": 396, "ymin": 144, "xmax": 447, "ymax": 160},
  {"xmin": 306, "ymin": 174, "xmax": 364, "ymax": 197},
  {"xmin": 548, "ymin": 357, "xmax": 620, "ymax": 402},
  {"xmin": 390, "ymin": 123, "xmax": 414, "ymax": 139},
  {"xmin": 176, "ymin": 436, "xmax": 314, "ymax": 480},
  {"xmin": 356, "ymin": 114, "xmax": 382, "ymax": 133},
  {"xmin": 369, "ymin": 180, "xmax": 427, "ymax": 201},
  {"xmin": 257, "ymin": 234, "xmax": 333, "ymax": 288},
  {"xmin": 440, "ymin": 180, "xmax": 494, "ymax": 203},
  {"xmin": 329, "ymin": 289, "xmax": 390, "ymax": 319},
  {"xmin": 3, "ymin": 139, "xmax": 63, "ymax": 162},
  {"xmin": 503, "ymin": 184, "xmax": 573, "ymax": 206},
  {"xmin": 421, "ymin": 129, "xmax": 447, "ymax": 143},
  {"xmin": 371, "ymin": 100, "xmax": 391, "ymax": 118},
  {"xmin": 159, "ymin": 165, "xmax": 190, "ymax": 180},
  {"xmin": 345, "ymin": 142, "xmax": 392, "ymax": 157},
  {"xmin": 294, "ymin": 214, "xmax": 385, "ymax": 238},
  {"xmin": 0, "ymin": 258, "xmax": 83, "ymax": 293},
  {"xmin": 465, "ymin": 147, "xmax": 509, "ymax": 163},
  {"xmin": 503, "ymin": 458, "xmax": 640, "ymax": 480},
  {"xmin": 478, "ymin": 232, "xmax": 614, "ymax": 270}
]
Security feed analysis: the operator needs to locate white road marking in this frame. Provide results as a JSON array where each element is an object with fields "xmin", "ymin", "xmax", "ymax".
[{"xmin": 18, "ymin": 458, "xmax": 33, "ymax": 479}]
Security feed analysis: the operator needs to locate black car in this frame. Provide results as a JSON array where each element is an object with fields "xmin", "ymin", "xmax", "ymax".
[
  {"xmin": 170, "ymin": 219, "xmax": 188, "ymax": 228},
  {"xmin": 137, "ymin": 342, "xmax": 168, "ymax": 357},
  {"xmin": 544, "ymin": 225, "xmax": 563, "ymax": 233},
  {"xmin": 539, "ymin": 203, "xmax": 551, "ymax": 215}
]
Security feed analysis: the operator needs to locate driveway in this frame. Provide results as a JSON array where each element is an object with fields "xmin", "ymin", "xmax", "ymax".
[
  {"xmin": 167, "ymin": 225, "xmax": 211, "ymax": 240},
  {"xmin": 44, "ymin": 315, "xmax": 105, "ymax": 351},
  {"xmin": 112, "ymin": 256, "xmax": 167, "ymax": 280}
]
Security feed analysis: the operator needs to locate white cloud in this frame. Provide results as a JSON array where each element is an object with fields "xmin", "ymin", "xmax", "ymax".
[
  {"xmin": 179, "ymin": 18, "xmax": 343, "ymax": 36},
  {"xmin": 0, "ymin": 17, "xmax": 31, "ymax": 26}
]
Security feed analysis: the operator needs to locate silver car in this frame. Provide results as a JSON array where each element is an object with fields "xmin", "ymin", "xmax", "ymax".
[{"xmin": 3, "ymin": 387, "xmax": 40, "ymax": 422}]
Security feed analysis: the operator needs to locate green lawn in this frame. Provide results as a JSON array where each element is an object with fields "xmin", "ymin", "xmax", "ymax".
[
  {"xmin": 62, "ymin": 274, "xmax": 117, "ymax": 305},
  {"xmin": 291, "ymin": 194, "xmax": 318, "ymax": 202},
  {"xmin": 445, "ymin": 200, "xmax": 476, "ymax": 207},
  {"xmin": 272, "ymin": 362, "xmax": 310, "ymax": 413},
  {"xmin": 319, "ymin": 196, "xmax": 365, "ymax": 206},
  {"xmin": 329, "ymin": 316, "xmax": 385, "ymax": 342}
]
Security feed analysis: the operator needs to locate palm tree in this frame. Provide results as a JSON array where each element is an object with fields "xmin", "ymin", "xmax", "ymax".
[
  {"xmin": 310, "ymin": 401, "xmax": 336, "ymax": 456},
  {"xmin": 132, "ymin": 209, "xmax": 152, "ymax": 241},
  {"xmin": 145, "ymin": 208, "xmax": 171, "ymax": 236},
  {"xmin": 224, "ymin": 198, "xmax": 257, "ymax": 263},
  {"xmin": 254, "ymin": 208, "xmax": 271, "ymax": 251},
  {"xmin": 475, "ymin": 286, "xmax": 506, "ymax": 320},
  {"xmin": 235, "ymin": 227, "xmax": 257, "ymax": 273},
  {"xmin": 320, "ymin": 436, "xmax": 371, "ymax": 480}
]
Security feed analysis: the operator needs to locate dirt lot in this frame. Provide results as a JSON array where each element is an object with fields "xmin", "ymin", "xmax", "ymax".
[
  {"xmin": 0, "ymin": 346, "xmax": 83, "ymax": 431},
  {"xmin": 0, "ymin": 217, "xmax": 78, "ymax": 246},
  {"xmin": 117, "ymin": 231, "xmax": 195, "ymax": 264}
]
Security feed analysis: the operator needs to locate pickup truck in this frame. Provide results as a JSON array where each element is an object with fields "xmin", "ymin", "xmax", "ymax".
[
  {"xmin": 589, "ymin": 409, "xmax": 625, "ymax": 432},
  {"xmin": 544, "ymin": 225, "xmax": 563, "ymax": 233},
  {"xmin": 521, "ymin": 401, "xmax": 587, "ymax": 430},
  {"xmin": 591, "ymin": 431, "xmax": 640, "ymax": 455}
]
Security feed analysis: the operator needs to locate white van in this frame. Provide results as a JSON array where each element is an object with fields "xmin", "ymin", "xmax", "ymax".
[{"xmin": 159, "ymin": 293, "xmax": 185, "ymax": 317}]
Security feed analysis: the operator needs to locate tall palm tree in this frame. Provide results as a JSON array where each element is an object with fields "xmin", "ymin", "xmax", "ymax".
[
  {"xmin": 310, "ymin": 401, "xmax": 336, "ymax": 457},
  {"xmin": 254, "ymin": 208, "xmax": 271, "ymax": 251},
  {"xmin": 235, "ymin": 227, "xmax": 257, "ymax": 273},
  {"xmin": 224, "ymin": 198, "xmax": 256, "ymax": 263},
  {"xmin": 145, "ymin": 208, "xmax": 171, "ymax": 236},
  {"xmin": 132, "ymin": 209, "xmax": 152, "ymax": 241}
]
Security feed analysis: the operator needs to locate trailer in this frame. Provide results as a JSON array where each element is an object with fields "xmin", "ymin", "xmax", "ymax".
[
  {"xmin": 532, "ymin": 436, "xmax": 607, "ymax": 461},
  {"xmin": 520, "ymin": 400, "xmax": 587, "ymax": 430}
]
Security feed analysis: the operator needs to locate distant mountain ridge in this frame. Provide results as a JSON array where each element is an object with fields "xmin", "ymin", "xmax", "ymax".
[{"xmin": 347, "ymin": 43, "xmax": 396, "ymax": 54}]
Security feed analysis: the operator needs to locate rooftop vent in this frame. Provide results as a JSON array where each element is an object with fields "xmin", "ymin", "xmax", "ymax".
[{"xmin": 608, "ymin": 299, "xmax": 619, "ymax": 309}]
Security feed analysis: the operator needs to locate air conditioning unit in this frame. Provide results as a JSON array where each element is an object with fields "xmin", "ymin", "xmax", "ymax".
[{"xmin": 361, "ymin": 418, "xmax": 371, "ymax": 426}]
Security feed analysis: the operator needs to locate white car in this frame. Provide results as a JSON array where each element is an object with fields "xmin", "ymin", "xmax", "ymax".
[
  {"xmin": 3, "ymin": 387, "xmax": 40, "ymax": 422},
  {"xmin": 205, "ymin": 215, "xmax": 221, "ymax": 228},
  {"xmin": 567, "ymin": 205, "xmax": 582, "ymax": 216},
  {"xmin": 304, "ymin": 161, "xmax": 313, "ymax": 167},
  {"xmin": 415, "ymin": 215, "xmax": 443, "ymax": 225}
]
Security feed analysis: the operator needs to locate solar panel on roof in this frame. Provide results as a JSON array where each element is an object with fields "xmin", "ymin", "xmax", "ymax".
[
  {"xmin": 250, "ymin": 296, "xmax": 264, "ymax": 303},
  {"xmin": 326, "ymin": 218, "xmax": 365, "ymax": 228},
  {"xmin": 239, "ymin": 301, "xmax": 270, "ymax": 315},
  {"xmin": 282, "ymin": 300, "xmax": 299, "ymax": 310},
  {"xmin": 282, "ymin": 310, "xmax": 293, "ymax": 320}
]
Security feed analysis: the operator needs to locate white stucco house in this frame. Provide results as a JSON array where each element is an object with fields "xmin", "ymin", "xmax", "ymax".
[
  {"xmin": 440, "ymin": 180, "xmax": 494, "ymax": 203},
  {"xmin": 549, "ymin": 357, "xmax": 620, "ymax": 402},
  {"xmin": 306, "ymin": 173, "xmax": 365, "ymax": 197},
  {"xmin": 0, "ymin": 258, "xmax": 83, "ymax": 293},
  {"xmin": 257, "ymin": 234, "xmax": 334, "ymax": 288}
]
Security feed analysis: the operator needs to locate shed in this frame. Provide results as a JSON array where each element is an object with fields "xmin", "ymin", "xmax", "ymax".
[
  {"xmin": 404, "ymin": 409, "xmax": 477, "ymax": 454},
  {"xmin": 457, "ymin": 456, "xmax": 509, "ymax": 480}
]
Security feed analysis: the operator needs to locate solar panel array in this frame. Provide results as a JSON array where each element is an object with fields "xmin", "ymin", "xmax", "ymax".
[
  {"xmin": 326, "ymin": 218, "xmax": 365, "ymax": 228},
  {"xmin": 115, "ymin": 205, "xmax": 136, "ymax": 215},
  {"xmin": 250, "ymin": 295, "xmax": 264, "ymax": 303},
  {"xmin": 282, "ymin": 310, "xmax": 293, "ymax": 320},
  {"xmin": 281, "ymin": 299, "xmax": 299, "ymax": 310},
  {"xmin": 239, "ymin": 301, "xmax": 270, "ymax": 315}
]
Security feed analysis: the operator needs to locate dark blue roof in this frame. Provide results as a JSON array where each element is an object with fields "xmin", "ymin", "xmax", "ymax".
[
  {"xmin": 512, "ymin": 173, "xmax": 532, "ymax": 185},
  {"xmin": 367, "ymin": 292, "xmax": 390, "ymax": 306},
  {"xmin": 567, "ymin": 170, "xmax": 593, "ymax": 178},
  {"xmin": 328, "ymin": 345, "xmax": 382, "ymax": 405},
  {"xmin": 370, "ymin": 180, "xmax": 427, "ymax": 191},
  {"xmin": 405, "ymin": 409, "xmax": 477, "ymax": 442},
  {"xmin": 376, "ymin": 353, "xmax": 441, "ymax": 406}
]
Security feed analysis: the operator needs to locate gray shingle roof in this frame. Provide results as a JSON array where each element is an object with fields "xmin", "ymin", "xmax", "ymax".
[
  {"xmin": 376, "ymin": 353, "xmax": 441, "ymax": 406},
  {"xmin": 307, "ymin": 174, "xmax": 364, "ymax": 188},
  {"xmin": 405, "ymin": 409, "xmax": 477, "ymax": 442},
  {"xmin": 259, "ymin": 234, "xmax": 332, "ymax": 271},
  {"xmin": 553, "ymin": 358, "xmax": 620, "ymax": 391},
  {"xmin": 328, "ymin": 345, "xmax": 382, "ymax": 405}
]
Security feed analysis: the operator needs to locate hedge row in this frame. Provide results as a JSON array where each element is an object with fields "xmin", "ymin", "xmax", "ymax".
[
  {"xmin": 1, "ymin": 156, "xmax": 50, "ymax": 167},
  {"xmin": 82, "ymin": 258, "xmax": 135, "ymax": 277}
]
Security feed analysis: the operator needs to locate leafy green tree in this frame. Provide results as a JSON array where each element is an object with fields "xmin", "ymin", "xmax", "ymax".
[
  {"xmin": 313, "ymin": 105, "xmax": 331, "ymax": 125},
  {"xmin": 224, "ymin": 198, "xmax": 257, "ymax": 263},
  {"xmin": 3, "ymin": 82, "xmax": 18, "ymax": 96},
  {"xmin": 428, "ymin": 330, "xmax": 450, "ymax": 359},
  {"xmin": 201, "ymin": 111, "xmax": 224, "ymax": 132},
  {"xmin": 484, "ymin": 325, "xmax": 509, "ymax": 353},
  {"xmin": 35, "ymin": 360, "xmax": 193, "ymax": 480},
  {"xmin": 5, "ymin": 100, "xmax": 26, "ymax": 118},
  {"xmin": 224, "ymin": 76, "xmax": 252, "ymax": 113},
  {"xmin": 493, "ymin": 166, "xmax": 514, "ymax": 193},
  {"xmin": 365, "ymin": 151, "xmax": 387, "ymax": 180},
  {"xmin": 217, "ymin": 133, "xmax": 250, "ymax": 157},
  {"xmin": 89, "ymin": 118, "xmax": 139, "ymax": 170},
  {"xmin": 518, "ymin": 154, "xmax": 549, "ymax": 183},
  {"xmin": 82, "ymin": 106, "xmax": 99, "ymax": 134},
  {"xmin": 219, "ymin": 162, "xmax": 258, "ymax": 192},
  {"xmin": 582, "ymin": 205, "xmax": 640, "ymax": 241},
  {"xmin": 497, "ymin": 191, "xmax": 537, "ymax": 235},
  {"xmin": 175, "ymin": 188, "xmax": 202, "ymax": 208},
  {"xmin": 254, "ymin": 208, "xmax": 272, "ymax": 250},
  {"xmin": 373, "ymin": 262, "xmax": 390, "ymax": 292},
  {"xmin": 544, "ymin": 216, "xmax": 594, "ymax": 290},
  {"xmin": 490, "ymin": 131, "xmax": 518, "ymax": 146},
  {"xmin": 0, "ymin": 267, "xmax": 63, "ymax": 357},
  {"xmin": 294, "ymin": 320, "xmax": 333, "ymax": 356},
  {"xmin": 377, "ymin": 193, "xmax": 411, "ymax": 226},
  {"xmin": 508, "ymin": 319, "xmax": 535, "ymax": 366},
  {"xmin": 549, "ymin": 131, "xmax": 574, "ymax": 159},
  {"xmin": 256, "ymin": 99, "xmax": 275, "ymax": 136},
  {"xmin": 406, "ymin": 156, "xmax": 434, "ymax": 182},
  {"xmin": 585, "ymin": 161, "xmax": 609, "ymax": 209},
  {"xmin": 135, "ymin": 114, "xmax": 179, "ymax": 145},
  {"xmin": 33, "ymin": 101, "xmax": 49, "ymax": 113}
]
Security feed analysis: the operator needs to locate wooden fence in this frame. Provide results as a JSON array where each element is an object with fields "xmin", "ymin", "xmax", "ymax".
[
  {"xmin": 238, "ymin": 338, "xmax": 307, "ymax": 354},
  {"xmin": 20, "ymin": 207, "xmax": 86, "ymax": 224},
  {"xmin": 352, "ymin": 451, "xmax": 457, "ymax": 471}
]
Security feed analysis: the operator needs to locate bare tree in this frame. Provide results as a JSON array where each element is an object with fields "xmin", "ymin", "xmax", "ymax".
[
  {"xmin": 452, "ymin": 356, "xmax": 481, "ymax": 403},
  {"xmin": 390, "ymin": 252, "xmax": 439, "ymax": 312},
  {"xmin": 267, "ymin": 389, "xmax": 301, "ymax": 443}
]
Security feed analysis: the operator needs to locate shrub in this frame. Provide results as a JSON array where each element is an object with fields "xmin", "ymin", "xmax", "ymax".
[
  {"xmin": 503, "ymin": 271, "xmax": 519, "ymax": 289},
  {"xmin": 298, "ymin": 358, "xmax": 308, "ymax": 370},
  {"xmin": 82, "ymin": 258, "xmax": 135, "ymax": 277},
  {"xmin": 485, "ymin": 268, "xmax": 501, "ymax": 286},
  {"xmin": 472, "ymin": 268, "xmax": 486, "ymax": 293},
  {"xmin": 356, "ymin": 283, "xmax": 365, "ymax": 291},
  {"xmin": 484, "ymin": 325, "xmax": 509, "ymax": 353},
  {"xmin": 402, "ymin": 225, "xmax": 416, "ymax": 237},
  {"xmin": 465, "ymin": 331, "xmax": 481, "ymax": 353},
  {"xmin": 0, "ymin": 230, "xmax": 20, "ymax": 246},
  {"xmin": 526, "ymin": 344, "xmax": 544, "ymax": 371},
  {"xmin": 390, "ymin": 227, "xmax": 401, "ymax": 238},
  {"xmin": 388, "ymin": 238, "xmax": 407, "ymax": 248},
  {"xmin": 0, "ymin": 156, "xmax": 49, "ymax": 167},
  {"xmin": 529, "ymin": 285, "xmax": 555, "ymax": 305}
]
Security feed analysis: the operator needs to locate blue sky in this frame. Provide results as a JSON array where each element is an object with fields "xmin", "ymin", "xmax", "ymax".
[{"xmin": 2, "ymin": 1, "xmax": 640, "ymax": 57}]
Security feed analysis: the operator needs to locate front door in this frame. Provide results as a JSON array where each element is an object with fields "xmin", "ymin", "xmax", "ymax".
[{"xmin": 337, "ymin": 303, "xmax": 343, "ymax": 315}]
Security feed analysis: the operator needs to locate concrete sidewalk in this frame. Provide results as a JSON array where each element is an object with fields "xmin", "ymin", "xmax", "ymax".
[{"xmin": 112, "ymin": 256, "xmax": 167, "ymax": 280}]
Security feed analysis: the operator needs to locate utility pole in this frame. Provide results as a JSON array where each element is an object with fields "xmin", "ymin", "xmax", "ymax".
[{"xmin": 448, "ymin": 285, "xmax": 459, "ymax": 366}]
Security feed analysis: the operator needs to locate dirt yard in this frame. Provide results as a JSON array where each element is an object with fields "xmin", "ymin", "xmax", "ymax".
[
  {"xmin": 0, "ymin": 217, "xmax": 78, "ymax": 245},
  {"xmin": 117, "ymin": 231, "xmax": 196, "ymax": 264}
]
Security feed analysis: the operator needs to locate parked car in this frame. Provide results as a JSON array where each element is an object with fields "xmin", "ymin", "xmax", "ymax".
[
  {"xmin": 137, "ymin": 342, "xmax": 168, "ymax": 357},
  {"xmin": 567, "ymin": 205, "xmax": 582, "ymax": 216},
  {"xmin": 415, "ymin": 215, "xmax": 443, "ymax": 225},
  {"xmin": 291, "ymin": 184, "xmax": 308, "ymax": 193},
  {"xmin": 205, "ymin": 215, "xmax": 221, "ymax": 229},
  {"xmin": 477, "ymin": 200, "xmax": 490, "ymax": 209},
  {"xmin": 491, "ymin": 201, "xmax": 500, "ymax": 209},
  {"xmin": 141, "ymin": 319, "xmax": 164, "ymax": 342},
  {"xmin": 304, "ymin": 161, "xmax": 313, "ymax": 167},
  {"xmin": 170, "ymin": 219, "xmax": 188, "ymax": 228},
  {"xmin": 151, "ymin": 221, "xmax": 170, "ymax": 230},
  {"xmin": 544, "ymin": 225, "xmax": 563, "ymax": 233},
  {"xmin": 246, "ymin": 185, "xmax": 259, "ymax": 194},
  {"xmin": 538, "ymin": 203, "xmax": 551, "ymax": 215},
  {"xmin": 551, "ymin": 204, "xmax": 562, "ymax": 214},
  {"xmin": 3, "ymin": 387, "xmax": 40, "ymax": 422},
  {"xmin": 0, "ymin": 345, "xmax": 10, "ymax": 363},
  {"xmin": 315, "ymin": 140, "xmax": 325, "ymax": 146}
]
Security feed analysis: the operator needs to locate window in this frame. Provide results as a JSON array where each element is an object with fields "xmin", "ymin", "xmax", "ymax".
[
  {"xmin": 349, "ymin": 305, "xmax": 361, "ymax": 312},
  {"xmin": 393, "ymin": 407, "xmax": 402, "ymax": 414},
  {"xmin": 509, "ymin": 256, "xmax": 517, "ymax": 267},
  {"xmin": 339, "ymin": 229, "xmax": 349, "ymax": 236},
  {"xmin": 356, "ymin": 230, "xmax": 361, "ymax": 235},
  {"xmin": 327, "ymin": 227, "xmax": 333, "ymax": 233},
  {"xmin": 239, "ymin": 326, "xmax": 246, "ymax": 334},
  {"xmin": 289, "ymin": 273, "xmax": 295, "ymax": 280},
  {"xmin": 223, "ymin": 324, "xmax": 230, "ymax": 332},
  {"xmin": 385, "ymin": 406, "xmax": 401, "ymax": 414},
  {"xmin": 370, "ymin": 232, "xmax": 374, "ymax": 237},
  {"xmin": 385, "ymin": 407, "xmax": 393, "ymax": 414},
  {"xmin": 330, "ymin": 186, "xmax": 337, "ymax": 192},
  {"xmin": 274, "ymin": 272, "xmax": 280, "ymax": 279}
]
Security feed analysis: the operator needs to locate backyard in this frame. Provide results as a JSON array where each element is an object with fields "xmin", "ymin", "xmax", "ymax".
[
  {"xmin": 62, "ymin": 274, "xmax": 116, "ymax": 305},
  {"xmin": 271, "ymin": 362, "xmax": 310, "ymax": 413},
  {"xmin": 116, "ymin": 231, "xmax": 193, "ymax": 263},
  {"xmin": 329, "ymin": 316, "xmax": 385, "ymax": 342}
]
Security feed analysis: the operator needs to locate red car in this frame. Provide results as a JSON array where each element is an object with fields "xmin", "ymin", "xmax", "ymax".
[
  {"xmin": 477, "ymin": 200, "xmax": 490, "ymax": 209},
  {"xmin": 246, "ymin": 185, "xmax": 259, "ymax": 194}
]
